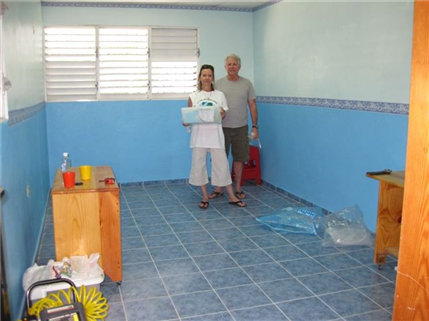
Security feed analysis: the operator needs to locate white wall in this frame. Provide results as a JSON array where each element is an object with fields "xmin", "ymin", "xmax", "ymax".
[
  {"xmin": 4, "ymin": 1, "xmax": 45, "ymax": 111},
  {"xmin": 253, "ymin": 1, "xmax": 413, "ymax": 103}
]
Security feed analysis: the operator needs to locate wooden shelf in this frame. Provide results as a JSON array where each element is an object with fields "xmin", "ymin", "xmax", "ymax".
[{"xmin": 386, "ymin": 247, "xmax": 399, "ymax": 258}]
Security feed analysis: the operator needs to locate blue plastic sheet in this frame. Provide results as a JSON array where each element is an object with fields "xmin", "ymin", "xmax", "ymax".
[{"xmin": 256, "ymin": 207, "xmax": 323, "ymax": 235}]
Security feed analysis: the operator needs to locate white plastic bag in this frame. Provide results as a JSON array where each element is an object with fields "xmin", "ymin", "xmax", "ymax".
[
  {"xmin": 23, "ymin": 253, "xmax": 102, "ymax": 291},
  {"xmin": 22, "ymin": 260, "xmax": 55, "ymax": 291},
  {"xmin": 317, "ymin": 205, "xmax": 373, "ymax": 247}
]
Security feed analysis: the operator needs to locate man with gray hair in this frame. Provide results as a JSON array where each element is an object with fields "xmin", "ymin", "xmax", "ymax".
[{"xmin": 209, "ymin": 54, "xmax": 259, "ymax": 200}]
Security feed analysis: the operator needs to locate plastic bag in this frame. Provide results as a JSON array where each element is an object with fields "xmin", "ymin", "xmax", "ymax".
[
  {"xmin": 317, "ymin": 205, "xmax": 373, "ymax": 247},
  {"xmin": 23, "ymin": 253, "xmax": 101, "ymax": 291},
  {"xmin": 22, "ymin": 261, "xmax": 55, "ymax": 291},
  {"xmin": 257, "ymin": 207, "xmax": 323, "ymax": 235}
]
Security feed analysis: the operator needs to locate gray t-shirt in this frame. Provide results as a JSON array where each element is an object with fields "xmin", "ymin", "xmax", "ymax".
[{"xmin": 216, "ymin": 76, "xmax": 256, "ymax": 128}]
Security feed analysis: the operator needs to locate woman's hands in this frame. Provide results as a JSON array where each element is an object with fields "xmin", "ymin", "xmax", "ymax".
[{"xmin": 220, "ymin": 107, "xmax": 226, "ymax": 119}]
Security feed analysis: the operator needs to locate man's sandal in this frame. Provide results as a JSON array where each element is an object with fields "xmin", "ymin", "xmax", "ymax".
[
  {"xmin": 209, "ymin": 191, "xmax": 224, "ymax": 199},
  {"xmin": 235, "ymin": 191, "xmax": 246, "ymax": 199},
  {"xmin": 199, "ymin": 201, "xmax": 209, "ymax": 209}
]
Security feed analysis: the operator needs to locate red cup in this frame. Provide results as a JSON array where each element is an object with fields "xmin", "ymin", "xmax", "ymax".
[{"xmin": 62, "ymin": 171, "xmax": 75, "ymax": 188}]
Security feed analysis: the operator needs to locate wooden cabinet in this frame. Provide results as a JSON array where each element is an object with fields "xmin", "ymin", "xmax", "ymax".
[
  {"xmin": 51, "ymin": 166, "xmax": 122, "ymax": 282},
  {"xmin": 367, "ymin": 171, "xmax": 404, "ymax": 267}
]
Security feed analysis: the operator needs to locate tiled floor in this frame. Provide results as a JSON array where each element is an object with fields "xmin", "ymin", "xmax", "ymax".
[{"xmin": 38, "ymin": 182, "xmax": 396, "ymax": 321}]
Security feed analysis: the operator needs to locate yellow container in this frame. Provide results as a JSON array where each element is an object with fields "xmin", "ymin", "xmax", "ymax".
[{"xmin": 80, "ymin": 165, "xmax": 92, "ymax": 181}]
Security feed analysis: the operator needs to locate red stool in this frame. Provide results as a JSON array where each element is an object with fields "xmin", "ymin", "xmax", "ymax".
[{"xmin": 232, "ymin": 146, "xmax": 261, "ymax": 185}]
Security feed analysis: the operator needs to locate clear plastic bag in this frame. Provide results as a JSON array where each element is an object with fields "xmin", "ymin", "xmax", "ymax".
[
  {"xmin": 317, "ymin": 205, "xmax": 373, "ymax": 247},
  {"xmin": 257, "ymin": 207, "xmax": 323, "ymax": 235}
]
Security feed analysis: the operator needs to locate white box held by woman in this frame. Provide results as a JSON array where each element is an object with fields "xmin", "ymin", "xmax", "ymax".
[{"xmin": 181, "ymin": 106, "xmax": 222, "ymax": 124}]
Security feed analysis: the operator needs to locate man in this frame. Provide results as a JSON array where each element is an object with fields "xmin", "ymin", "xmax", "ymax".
[{"xmin": 209, "ymin": 54, "xmax": 259, "ymax": 200}]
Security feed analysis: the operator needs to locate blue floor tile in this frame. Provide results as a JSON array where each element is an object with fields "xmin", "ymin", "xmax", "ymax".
[
  {"xmin": 162, "ymin": 272, "xmax": 212, "ymax": 295},
  {"xmin": 203, "ymin": 267, "xmax": 253, "ymax": 289},
  {"xmin": 277, "ymin": 297, "xmax": 340, "ymax": 321},
  {"xmin": 38, "ymin": 182, "xmax": 396, "ymax": 321},
  {"xmin": 344, "ymin": 309, "xmax": 392, "ymax": 321},
  {"xmin": 279, "ymin": 258, "xmax": 329, "ymax": 277},
  {"xmin": 149, "ymin": 244, "xmax": 190, "ymax": 261},
  {"xmin": 315, "ymin": 253, "xmax": 363, "ymax": 271},
  {"xmin": 231, "ymin": 304, "xmax": 288, "ymax": 321},
  {"xmin": 155, "ymin": 258, "xmax": 200, "ymax": 277},
  {"xmin": 184, "ymin": 241, "xmax": 226, "ymax": 257},
  {"xmin": 122, "ymin": 261, "xmax": 159, "ymax": 280},
  {"xmin": 124, "ymin": 297, "xmax": 178, "ymax": 321},
  {"xmin": 258, "ymin": 278, "xmax": 314, "ymax": 302},
  {"xmin": 193, "ymin": 253, "xmax": 238, "ymax": 271},
  {"xmin": 298, "ymin": 272, "xmax": 352, "ymax": 295},
  {"xmin": 264, "ymin": 245, "xmax": 308, "ymax": 261},
  {"xmin": 334, "ymin": 266, "xmax": 390, "ymax": 287},
  {"xmin": 216, "ymin": 237, "xmax": 258, "ymax": 252},
  {"xmin": 319, "ymin": 289, "xmax": 381, "ymax": 317},
  {"xmin": 171, "ymin": 291, "xmax": 227, "ymax": 318},
  {"xmin": 216, "ymin": 284, "xmax": 271, "ymax": 309},
  {"xmin": 121, "ymin": 277, "xmax": 167, "ymax": 301},
  {"xmin": 242, "ymin": 262, "xmax": 292, "ymax": 283},
  {"xmin": 358, "ymin": 283, "xmax": 396, "ymax": 308}
]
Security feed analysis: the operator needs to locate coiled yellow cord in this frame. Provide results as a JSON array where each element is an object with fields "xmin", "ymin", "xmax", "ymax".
[{"xmin": 27, "ymin": 285, "xmax": 109, "ymax": 320}]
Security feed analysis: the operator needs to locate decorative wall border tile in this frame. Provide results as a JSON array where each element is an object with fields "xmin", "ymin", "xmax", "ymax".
[
  {"xmin": 254, "ymin": 0, "xmax": 283, "ymax": 12},
  {"xmin": 8, "ymin": 102, "xmax": 45, "ymax": 126},
  {"xmin": 120, "ymin": 178, "xmax": 189, "ymax": 188},
  {"xmin": 41, "ymin": 0, "xmax": 281, "ymax": 12},
  {"xmin": 42, "ymin": 1, "xmax": 251, "ymax": 12},
  {"xmin": 257, "ymin": 96, "xmax": 409, "ymax": 115}
]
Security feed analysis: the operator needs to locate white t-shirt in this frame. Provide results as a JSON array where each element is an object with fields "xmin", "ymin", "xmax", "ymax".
[{"xmin": 189, "ymin": 90, "xmax": 228, "ymax": 149}]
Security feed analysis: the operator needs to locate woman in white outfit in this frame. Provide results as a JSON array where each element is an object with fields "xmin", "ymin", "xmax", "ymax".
[{"xmin": 186, "ymin": 64, "xmax": 246, "ymax": 209}]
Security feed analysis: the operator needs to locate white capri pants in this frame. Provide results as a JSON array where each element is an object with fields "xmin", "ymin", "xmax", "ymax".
[{"xmin": 189, "ymin": 147, "xmax": 233, "ymax": 187}]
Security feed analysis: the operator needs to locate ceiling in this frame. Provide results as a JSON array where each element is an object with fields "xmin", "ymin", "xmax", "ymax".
[{"xmin": 42, "ymin": 0, "xmax": 275, "ymax": 10}]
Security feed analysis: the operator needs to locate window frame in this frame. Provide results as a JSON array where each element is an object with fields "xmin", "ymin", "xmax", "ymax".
[{"xmin": 43, "ymin": 25, "xmax": 200, "ymax": 102}]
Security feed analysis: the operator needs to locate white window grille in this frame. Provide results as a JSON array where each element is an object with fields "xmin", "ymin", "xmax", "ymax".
[
  {"xmin": 151, "ymin": 28, "xmax": 198, "ymax": 99},
  {"xmin": 44, "ymin": 26, "xmax": 198, "ymax": 102},
  {"xmin": 98, "ymin": 28, "xmax": 149, "ymax": 100},
  {"xmin": 44, "ymin": 27, "xmax": 97, "ymax": 102}
]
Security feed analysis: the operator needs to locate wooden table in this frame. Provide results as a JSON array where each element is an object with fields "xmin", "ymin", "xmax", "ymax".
[
  {"xmin": 366, "ymin": 171, "xmax": 404, "ymax": 267},
  {"xmin": 52, "ymin": 166, "xmax": 122, "ymax": 282}
]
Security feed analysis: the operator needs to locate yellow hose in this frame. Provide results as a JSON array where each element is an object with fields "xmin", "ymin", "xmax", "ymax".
[{"xmin": 27, "ymin": 285, "xmax": 109, "ymax": 320}]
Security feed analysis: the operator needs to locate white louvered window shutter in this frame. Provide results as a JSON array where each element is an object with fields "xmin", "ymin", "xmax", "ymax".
[
  {"xmin": 151, "ymin": 28, "xmax": 198, "ymax": 99},
  {"xmin": 44, "ymin": 27, "xmax": 97, "ymax": 102},
  {"xmin": 98, "ymin": 28, "xmax": 149, "ymax": 100}
]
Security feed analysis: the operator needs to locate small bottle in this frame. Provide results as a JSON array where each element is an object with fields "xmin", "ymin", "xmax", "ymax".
[{"xmin": 61, "ymin": 152, "xmax": 71, "ymax": 172}]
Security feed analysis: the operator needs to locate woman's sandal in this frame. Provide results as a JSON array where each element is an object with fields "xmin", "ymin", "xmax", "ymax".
[
  {"xmin": 235, "ymin": 191, "xmax": 246, "ymax": 199},
  {"xmin": 199, "ymin": 201, "xmax": 209, "ymax": 209},
  {"xmin": 208, "ymin": 191, "xmax": 224, "ymax": 199},
  {"xmin": 228, "ymin": 200, "xmax": 246, "ymax": 208}
]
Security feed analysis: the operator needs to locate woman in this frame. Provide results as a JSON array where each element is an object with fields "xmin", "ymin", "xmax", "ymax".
[{"xmin": 186, "ymin": 64, "xmax": 246, "ymax": 209}]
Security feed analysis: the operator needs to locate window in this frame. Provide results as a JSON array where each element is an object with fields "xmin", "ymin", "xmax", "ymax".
[{"xmin": 44, "ymin": 26, "xmax": 199, "ymax": 102}]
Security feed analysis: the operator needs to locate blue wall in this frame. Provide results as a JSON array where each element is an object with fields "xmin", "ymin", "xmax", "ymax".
[
  {"xmin": 1, "ymin": 107, "xmax": 50, "ymax": 319},
  {"xmin": 46, "ymin": 101, "xmax": 192, "ymax": 184},
  {"xmin": 258, "ymin": 103, "xmax": 408, "ymax": 231},
  {"xmin": 1, "ymin": 2, "xmax": 49, "ymax": 319}
]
